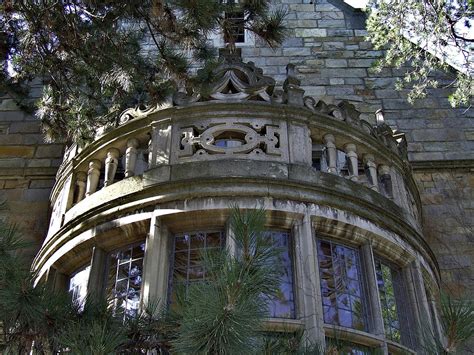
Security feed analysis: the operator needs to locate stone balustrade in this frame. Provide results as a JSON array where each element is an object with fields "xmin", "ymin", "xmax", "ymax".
[{"xmin": 46, "ymin": 54, "xmax": 421, "ymax": 242}]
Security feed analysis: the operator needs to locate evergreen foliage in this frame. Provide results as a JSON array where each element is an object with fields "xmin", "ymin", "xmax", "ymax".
[
  {"xmin": 366, "ymin": 0, "xmax": 473, "ymax": 108},
  {"xmin": 171, "ymin": 207, "xmax": 283, "ymax": 353},
  {"xmin": 0, "ymin": 1, "xmax": 286, "ymax": 144}
]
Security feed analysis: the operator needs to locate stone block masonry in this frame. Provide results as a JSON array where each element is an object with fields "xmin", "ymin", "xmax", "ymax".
[{"xmin": 0, "ymin": 80, "xmax": 63, "ymax": 257}]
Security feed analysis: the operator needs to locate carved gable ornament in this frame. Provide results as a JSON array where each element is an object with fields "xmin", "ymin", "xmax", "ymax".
[{"xmin": 173, "ymin": 52, "xmax": 275, "ymax": 105}]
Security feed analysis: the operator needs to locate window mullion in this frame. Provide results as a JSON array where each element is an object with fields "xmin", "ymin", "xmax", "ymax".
[{"xmin": 360, "ymin": 243, "xmax": 386, "ymax": 339}]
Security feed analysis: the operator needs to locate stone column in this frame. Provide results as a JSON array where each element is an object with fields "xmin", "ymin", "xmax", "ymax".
[
  {"xmin": 75, "ymin": 171, "xmax": 87, "ymax": 203},
  {"xmin": 87, "ymin": 246, "xmax": 107, "ymax": 298},
  {"xmin": 288, "ymin": 123, "xmax": 312, "ymax": 166},
  {"xmin": 293, "ymin": 212, "xmax": 326, "ymax": 347},
  {"xmin": 104, "ymin": 148, "xmax": 120, "ymax": 187},
  {"xmin": 403, "ymin": 260, "xmax": 434, "ymax": 351},
  {"xmin": 148, "ymin": 138, "xmax": 153, "ymax": 168},
  {"xmin": 323, "ymin": 134, "xmax": 337, "ymax": 174},
  {"xmin": 360, "ymin": 243, "xmax": 385, "ymax": 336},
  {"xmin": 46, "ymin": 267, "xmax": 68, "ymax": 292},
  {"xmin": 85, "ymin": 159, "xmax": 101, "ymax": 196},
  {"xmin": 378, "ymin": 164, "xmax": 393, "ymax": 198},
  {"xmin": 363, "ymin": 154, "xmax": 379, "ymax": 191},
  {"xmin": 225, "ymin": 217, "xmax": 237, "ymax": 257},
  {"xmin": 141, "ymin": 212, "xmax": 171, "ymax": 313},
  {"xmin": 125, "ymin": 138, "xmax": 139, "ymax": 177},
  {"xmin": 149, "ymin": 122, "xmax": 172, "ymax": 168},
  {"xmin": 344, "ymin": 143, "xmax": 358, "ymax": 181}
]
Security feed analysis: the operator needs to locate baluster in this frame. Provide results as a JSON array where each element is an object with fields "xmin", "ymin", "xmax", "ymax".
[
  {"xmin": 344, "ymin": 143, "xmax": 358, "ymax": 181},
  {"xmin": 125, "ymin": 139, "xmax": 139, "ymax": 178},
  {"xmin": 323, "ymin": 134, "xmax": 337, "ymax": 174},
  {"xmin": 104, "ymin": 148, "xmax": 120, "ymax": 187},
  {"xmin": 148, "ymin": 138, "xmax": 153, "ymax": 168},
  {"xmin": 363, "ymin": 154, "xmax": 379, "ymax": 191},
  {"xmin": 85, "ymin": 160, "xmax": 101, "ymax": 196},
  {"xmin": 378, "ymin": 164, "xmax": 393, "ymax": 198},
  {"xmin": 75, "ymin": 171, "xmax": 87, "ymax": 203}
]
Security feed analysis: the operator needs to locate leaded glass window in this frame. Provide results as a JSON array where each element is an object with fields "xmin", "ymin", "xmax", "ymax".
[
  {"xmin": 263, "ymin": 231, "xmax": 295, "ymax": 319},
  {"xmin": 169, "ymin": 231, "xmax": 225, "ymax": 303},
  {"xmin": 69, "ymin": 265, "xmax": 90, "ymax": 311},
  {"xmin": 317, "ymin": 240, "xmax": 366, "ymax": 330},
  {"xmin": 374, "ymin": 259, "xmax": 402, "ymax": 342},
  {"xmin": 108, "ymin": 243, "xmax": 145, "ymax": 318}
]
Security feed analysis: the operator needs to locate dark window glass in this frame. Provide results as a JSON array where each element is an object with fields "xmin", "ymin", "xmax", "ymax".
[
  {"xmin": 263, "ymin": 231, "xmax": 295, "ymax": 319},
  {"xmin": 169, "ymin": 231, "xmax": 225, "ymax": 303},
  {"xmin": 224, "ymin": 11, "xmax": 245, "ymax": 43},
  {"xmin": 107, "ymin": 243, "xmax": 145, "ymax": 318},
  {"xmin": 317, "ymin": 240, "xmax": 366, "ymax": 330},
  {"xmin": 312, "ymin": 144, "xmax": 327, "ymax": 171}
]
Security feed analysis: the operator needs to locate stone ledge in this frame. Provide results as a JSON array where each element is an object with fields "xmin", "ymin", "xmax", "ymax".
[{"xmin": 411, "ymin": 159, "xmax": 474, "ymax": 171}]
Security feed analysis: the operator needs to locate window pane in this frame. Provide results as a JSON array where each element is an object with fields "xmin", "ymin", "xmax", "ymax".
[
  {"xmin": 169, "ymin": 231, "xmax": 225, "ymax": 302},
  {"xmin": 263, "ymin": 231, "xmax": 295, "ymax": 319},
  {"xmin": 69, "ymin": 265, "xmax": 91, "ymax": 311},
  {"xmin": 107, "ymin": 243, "xmax": 145, "ymax": 319},
  {"xmin": 374, "ymin": 259, "xmax": 402, "ymax": 343},
  {"xmin": 317, "ymin": 240, "xmax": 366, "ymax": 331}
]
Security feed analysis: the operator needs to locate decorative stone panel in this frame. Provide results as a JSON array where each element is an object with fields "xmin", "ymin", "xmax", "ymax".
[{"xmin": 172, "ymin": 118, "xmax": 288, "ymax": 163}]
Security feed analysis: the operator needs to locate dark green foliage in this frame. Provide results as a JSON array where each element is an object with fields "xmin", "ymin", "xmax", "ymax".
[
  {"xmin": 1, "ymin": 1, "xmax": 286, "ymax": 144},
  {"xmin": 0, "ymin": 206, "xmax": 74, "ymax": 353},
  {"xmin": 422, "ymin": 293, "xmax": 474, "ymax": 354}
]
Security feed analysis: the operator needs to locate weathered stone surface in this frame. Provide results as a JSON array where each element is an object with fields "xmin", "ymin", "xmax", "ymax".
[{"xmin": 0, "ymin": 146, "xmax": 35, "ymax": 158}]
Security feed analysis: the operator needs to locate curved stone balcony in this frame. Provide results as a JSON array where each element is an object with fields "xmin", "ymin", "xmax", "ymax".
[{"xmin": 33, "ymin": 53, "xmax": 439, "ymax": 354}]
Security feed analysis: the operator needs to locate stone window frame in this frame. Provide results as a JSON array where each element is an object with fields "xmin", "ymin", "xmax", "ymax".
[
  {"xmin": 316, "ymin": 238, "xmax": 368, "ymax": 332},
  {"xmin": 165, "ymin": 227, "xmax": 298, "ymax": 320},
  {"xmin": 312, "ymin": 226, "xmax": 425, "ymax": 352},
  {"xmin": 208, "ymin": 1, "xmax": 256, "ymax": 48},
  {"xmin": 373, "ymin": 257, "xmax": 410, "ymax": 345}
]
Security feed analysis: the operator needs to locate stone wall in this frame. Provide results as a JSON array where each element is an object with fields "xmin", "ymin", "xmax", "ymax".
[
  {"xmin": 240, "ymin": 0, "xmax": 474, "ymax": 163},
  {"xmin": 414, "ymin": 166, "xmax": 474, "ymax": 297},
  {"xmin": 0, "ymin": 79, "xmax": 63, "ymax": 257}
]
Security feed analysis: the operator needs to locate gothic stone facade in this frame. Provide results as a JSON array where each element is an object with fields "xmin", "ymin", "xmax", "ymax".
[{"xmin": 0, "ymin": 0, "xmax": 473, "ymax": 353}]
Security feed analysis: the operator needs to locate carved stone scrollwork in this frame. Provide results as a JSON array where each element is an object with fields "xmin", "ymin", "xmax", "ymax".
[
  {"xmin": 118, "ymin": 101, "xmax": 173, "ymax": 125},
  {"xmin": 177, "ymin": 121, "xmax": 282, "ymax": 161},
  {"xmin": 173, "ymin": 55, "xmax": 275, "ymax": 106}
]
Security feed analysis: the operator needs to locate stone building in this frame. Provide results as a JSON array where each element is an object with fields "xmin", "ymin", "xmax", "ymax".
[{"xmin": 0, "ymin": 1, "xmax": 473, "ymax": 353}]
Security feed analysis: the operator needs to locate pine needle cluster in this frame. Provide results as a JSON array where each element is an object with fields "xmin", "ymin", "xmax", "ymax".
[
  {"xmin": 1, "ymin": 1, "xmax": 286, "ymax": 144},
  {"xmin": 171, "ymin": 207, "xmax": 283, "ymax": 353}
]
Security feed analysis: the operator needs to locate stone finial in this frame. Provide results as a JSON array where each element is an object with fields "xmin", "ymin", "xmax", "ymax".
[
  {"xmin": 375, "ymin": 109, "xmax": 385, "ymax": 126},
  {"xmin": 219, "ymin": 47, "xmax": 242, "ymax": 63},
  {"xmin": 283, "ymin": 64, "xmax": 305, "ymax": 106}
]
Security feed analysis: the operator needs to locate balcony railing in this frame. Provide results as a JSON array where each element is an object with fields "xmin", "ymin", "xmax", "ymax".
[{"xmin": 47, "ymin": 53, "xmax": 421, "ymax": 240}]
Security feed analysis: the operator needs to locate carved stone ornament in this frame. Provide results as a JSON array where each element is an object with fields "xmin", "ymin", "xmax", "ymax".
[
  {"xmin": 118, "ymin": 101, "xmax": 173, "ymax": 125},
  {"xmin": 177, "ymin": 121, "xmax": 282, "ymax": 161},
  {"xmin": 173, "ymin": 51, "xmax": 275, "ymax": 106}
]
